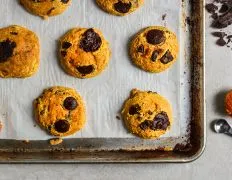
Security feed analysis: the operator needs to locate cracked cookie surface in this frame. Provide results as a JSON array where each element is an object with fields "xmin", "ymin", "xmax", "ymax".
[
  {"xmin": 130, "ymin": 26, "xmax": 179, "ymax": 73},
  {"xmin": 121, "ymin": 89, "xmax": 173, "ymax": 139},
  {"xmin": 59, "ymin": 28, "xmax": 111, "ymax": 79},
  {"xmin": 20, "ymin": 0, "xmax": 72, "ymax": 19},
  {"xmin": 0, "ymin": 25, "xmax": 39, "ymax": 78},
  {"xmin": 34, "ymin": 86, "xmax": 86, "ymax": 137},
  {"xmin": 96, "ymin": 0, "xmax": 144, "ymax": 16}
]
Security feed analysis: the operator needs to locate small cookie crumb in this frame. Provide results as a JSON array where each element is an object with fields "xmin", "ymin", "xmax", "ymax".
[
  {"xmin": 49, "ymin": 138, "xmax": 63, "ymax": 146},
  {"xmin": 116, "ymin": 115, "xmax": 121, "ymax": 120}
]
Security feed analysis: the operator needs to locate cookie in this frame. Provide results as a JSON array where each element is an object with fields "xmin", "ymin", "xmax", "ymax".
[
  {"xmin": 130, "ymin": 26, "xmax": 179, "ymax": 73},
  {"xmin": 20, "ymin": 0, "xmax": 72, "ymax": 19},
  {"xmin": 225, "ymin": 90, "xmax": 232, "ymax": 116},
  {"xmin": 96, "ymin": 0, "xmax": 144, "ymax": 16},
  {"xmin": 34, "ymin": 86, "xmax": 86, "ymax": 137},
  {"xmin": 121, "ymin": 89, "xmax": 173, "ymax": 139},
  {"xmin": 0, "ymin": 25, "xmax": 40, "ymax": 78},
  {"xmin": 59, "ymin": 28, "xmax": 111, "ymax": 79}
]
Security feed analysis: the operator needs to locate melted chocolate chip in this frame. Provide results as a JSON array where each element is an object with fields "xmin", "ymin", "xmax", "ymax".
[
  {"xmin": 151, "ymin": 112, "xmax": 170, "ymax": 130},
  {"xmin": 114, "ymin": 1, "xmax": 132, "ymax": 13},
  {"xmin": 139, "ymin": 120, "xmax": 152, "ymax": 130},
  {"xmin": 54, "ymin": 120, "xmax": 70, "ymax": 133},
  {"xmin": 79, "ymin": 29, "xmax": 102, "ymax": 52},
  {"xmin": 63, "ymin": 97, "xmax": 78, "ymax": 110},
  {"xmin": 151, "ymin": 50, "xmax": 159, "ymax": 62},
  {"xmin": 62, "ymin": 42, "xmax": 72, "ymax": 49},
  {"xmin": 47, "ymin": 7, "xmax": 55, "ymax": 15},
  {"xmin": 137, "ymin": 45, "xmax": 144, "ymax": 53},
  {"xmin": 129, "ymin": 104, "xmax": 141, "ymax": 115},
  {"xmin": 61, "ymin": 51, "xmax": 67, "ymax": 57},
  {"xmin": 0, "ymin": 39, "xmax": 16, "ymax": 63},
  {"xmin": 160, "ymin": 50, "xmax": 174, "ymax": 64},
  {"xmin": 146, "ymin": 30, "xmax": 166, "ymax": 45},
  {"xmin": 76, "ymin": 65, "xmax": 94, "ymax": 75}
]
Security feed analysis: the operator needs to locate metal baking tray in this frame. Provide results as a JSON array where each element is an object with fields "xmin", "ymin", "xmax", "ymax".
[{"xmin": 0, "ymin": 0, "xmax": 205, "ymax": 163}]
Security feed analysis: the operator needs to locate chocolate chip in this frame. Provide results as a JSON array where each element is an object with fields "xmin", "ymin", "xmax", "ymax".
[
  {"xmin": 212, "ymin": 31, "xmax": 227, "ymax": 37},
  {"xmin": 61, "ymin": 0, "xmax": 69, "ymax": 4},
  {"xmin": 60, "ymin": 51, "xmax": 67, "ymax": 57},
  {"xmin": 114, "ymin": 1, "xmax": 132, "ymax": 13},
  {"xmin": 137, "ymin": 45, "xmax": 144, "ymax": 53},
  {"xmin": 139, "ymin": 120, "xmax": 152, "ymax": 130},
  {"xmin": 129, "ymin": 104, "xmax": 141, "ymax": 115},
  {"xmin": 160, "ymin": 50, "xmax": 174, "ymax": 64},
  {"xmin": 79, "ymin": 29, "xmax": 102, "ymax": 52},
  {"xmin": 62, "ymin": 42, "xmax": 72, "ymax": 49},
  {"xmin": 76, "ymin": 65, "xmax": 94, "ymax": 75},
  {"xmin": 0, "ymin": 39, "xmax": 16, "ymax": 63},
  {"xmin": 63, "ymin": 97, "xmax": 78, "ymax": 110},
  {"xmin": 151, "ymin": 50, "xmax": 159, "ymax": 62},
  {"xmin": 151, "ymin": 112, "xmax": 170, "ymax": 130},
  {"xmin": 205, "ymin": 3, "xmax": 218, "ymax": 14},
  {"xmin": 146, "ymin": 29, "xmax": 166, "ymax": 45},
  {"xmin": 219, "ymin": 4, "xmax": 229, "ymax": 13},
  {"xmin": 216, "ymin": 37, "xmax": 227, "ymax": 46},
  {"xmin": 10, "ymin": 32, "xmax": 18, "ymax": 35},
  {"xmin": 212, "ymin": 9, "xmax": 232, "ymax": 28},
  {"xmin": 47, "ymin": 7, "xmax": 55, "ymax": 15},
  {"xmin": 54, "ymin": 120, "xmax": 70, "ymax": 133}
]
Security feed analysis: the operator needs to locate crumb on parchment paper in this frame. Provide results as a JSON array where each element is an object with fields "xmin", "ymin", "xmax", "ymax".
[
  {"xmin": 49, "ymin": 138, "xmax": 63, "ymax": 146},
  {"xmin": 22, "ymin": 139, "xmax": 30, "ymax": 144}
]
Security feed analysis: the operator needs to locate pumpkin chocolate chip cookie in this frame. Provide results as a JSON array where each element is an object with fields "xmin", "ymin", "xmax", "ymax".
[
  {"xmin": 34, "ymin": 86, "xmax": 86, "ymax": 137},
  {"xmin": 96, "ymin": 0, "xmax": 144, "ymax": 16},
  {"xmin": 0, "ymin": 25, "xmax": 39, "ymax": 78},
  {"xmin": 20, "ymin": 0, "xmax": 72, "ymax": 19},
  {"xmin": 121, "ymin": 89, "xmax": 173, "ymax": 139},
  {"xmin": 59, "ymin": 28, "xmax": 111, "ymax": 79},
  {"xmin": 130, "ymin": 26, "xmax": 179, "ymax": 73}
]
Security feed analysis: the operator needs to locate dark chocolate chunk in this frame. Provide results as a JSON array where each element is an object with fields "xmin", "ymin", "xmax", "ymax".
[
  {"xmin": 0, "ymin": 39, "xmax": 16, "ymax": 63},
  {"xmin": 63, "ymin": 97, "xmax": 78, "ymax": 110},
  {"xmin": 129, "ymin": 104, "xmax": 141, "ymax": 115},
  {"xmin": 60, "ymin": 51, "xmax": 67, "ymax": 57},
  {"xmin": 212, "ymin": 9, "xmax": 232, "ymax": 28},
  {"xmin": 151, "ymin": 50, "xmax": 159, "ymax": 62},
  {"xmin": 76, "ymin": 65, "xmax": 94, "ymax": 75},
  {"xmin": 114, "ymin": 1, "xmax": 132, "ymax": 13},
  {"xmin": 137, "ymin": 45, "xmax": 144, "ymax": 53},
  {"xmin": 151, "ymin": 112, "xmax": 170, "ymax": 130},
  {"xmin": 79, "ymin": 29, "xmax": 102, "ymax": 52},
  {"xmin": 146, "ymin": 29, "xmax": 166, "ymax": 45},
  {"xmin": 139, "ymin": 120, "xmax": 152, "ymax": 130},
  {"xmin": 205, "ymin": 3, "xmax": 218, "ymax": 14},
  {"xmin": 54, "ymin": 120, "xmax": 70, "ymax": 133},
  {"xmin": 212, "ymin": 31, "xmax": 227, "ymax": 37},
  {"xmin": 160, "ymin": 50, "xmax": 174, "ymax": 64},
  {"xmin": 219, "ymin": 4, "xmax": 229, "ymax": 13},
  {"xmin": 47, "ymin": 7, "xmax": 55, "ymax": 15},
  {"xmin": 10, "ymin": 32, "xmax": 18, "ymax": 35},
  {"xmin": 61, "ymin": 0, "xmax": 69, "ymax": 4},
  {"xmin": 216, "ymin": 37, "xmax": 227, "ymax": 46},
  {"xmin": 62, "ymin": 42, "xmax": 72, "ymax": 49}
]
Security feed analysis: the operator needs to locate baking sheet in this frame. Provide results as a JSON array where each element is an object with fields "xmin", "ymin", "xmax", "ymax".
[{"xmin": 0, "ymin": 0, "xmax": 190, "ymax": 140}]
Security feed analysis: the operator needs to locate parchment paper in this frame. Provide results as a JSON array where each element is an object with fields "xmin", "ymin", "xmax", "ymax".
[{"xmin": 0, "ymin": 0, "xmax": 190, "ymax": 140}]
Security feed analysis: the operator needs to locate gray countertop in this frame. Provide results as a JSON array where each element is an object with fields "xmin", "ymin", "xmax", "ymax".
[{"xmin": 0, "ymin": 2, "xmax": 231, "ymax": 180}]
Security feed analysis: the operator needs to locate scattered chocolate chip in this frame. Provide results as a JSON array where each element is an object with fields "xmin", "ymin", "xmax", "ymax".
[
  {"xmin": 61, "ymin": 0, "xmax": 69, "ymax": 4},
  {"xmin": 62, "ymin": 42, "xmax": 72, "ymax": 49},
  {"xmin": 54, "ymin": 120, "xmax": 70, "ymax": 133},
  {"xmin": 129, "ymin": 104, "xmax": 141, "ymax": 115},
  {"xmin": 147, "ymin": 110, "xmax": 153, "ymax": 115},
  {"xmin": 114, "ymin": 1, "xmax": 132, "ymax": 13},
  {"xmin": 76, "ymin": 65, "xmax": 94, "ymax": 75},
  {"xmin": 63, "ymin": 97, "xmax": 78, "ymax": 110},
  {"xmin": 212, "ymin": 31, "xmax": 227, "ymax": 37},
  {"xmin": 0, "ymin": 39, "xmax": 16, "ymax": 63},
  {"xmin": 79, "ymin": 29, "xmax": 102, "ymax": 52},
  {"xmin": 139, "ymin": 120, "xmax": 152, "ymax": 130},
  {"xmin": 151, "ymin": 50, "xmax": 159, "ymax": 62},
  {"xmin": 146, "ymin": 29, "xmax": 166, "ymax": 45},
  {"xmin": 160, "ymin": 50, "xmax": 174, "ymax": 64},
  {"xmin": 151, "ymin": 112, "xmax": 170, "ymax": 130},
  {"xmin": 216, "ymin": 37, "xmax": 227, "ymax": 46},
  {"xmin": 219, "ymin": 4, "xmax": 229, "ymax": 13},
  {"xmin": 162, "ymin": 14, "xmax": 167, "ymax": 21},
  {"xmin": 205, "ymin": 3, "xmax": 218, "ymax": 14},
  {"xmin": 137, "ymin": 45, "xmax": 144, "ymax": 53}
]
